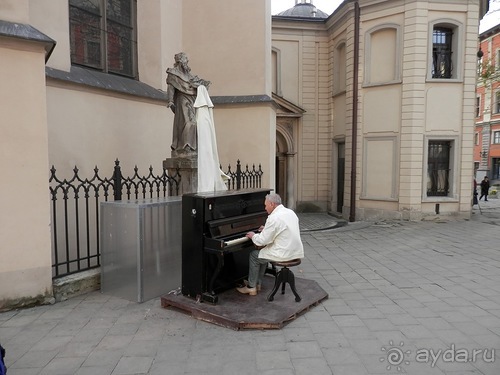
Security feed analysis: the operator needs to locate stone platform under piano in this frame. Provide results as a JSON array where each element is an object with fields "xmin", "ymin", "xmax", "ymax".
[{"xmin": 160, "ymin": 275, "xmax": 328, "ymax": 330}]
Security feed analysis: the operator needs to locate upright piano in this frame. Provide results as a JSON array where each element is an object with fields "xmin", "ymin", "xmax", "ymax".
[{"xmin": 182, "ymin": 188, "xmax": 271, "ymax": 304}]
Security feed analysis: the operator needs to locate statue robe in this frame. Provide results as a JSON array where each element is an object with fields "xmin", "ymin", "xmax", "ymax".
[{"xmin": 166, "ymin": 69, "xmax": 197, "ymax": 152}]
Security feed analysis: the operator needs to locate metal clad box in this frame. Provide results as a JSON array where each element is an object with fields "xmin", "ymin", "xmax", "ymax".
[{"xmin": 100, "ymin": 197, "xmax": 182, "ymax": 302}]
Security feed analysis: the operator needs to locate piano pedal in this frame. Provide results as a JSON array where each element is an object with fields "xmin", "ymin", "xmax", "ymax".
[{"xmin": 201, "ymin": 292, "xmax": 218, "ymax": 305}]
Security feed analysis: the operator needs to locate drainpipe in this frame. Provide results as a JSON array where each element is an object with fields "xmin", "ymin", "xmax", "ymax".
[{"xmin": 349, "ymin": 1, "xmax": 360, "ymax": 222}]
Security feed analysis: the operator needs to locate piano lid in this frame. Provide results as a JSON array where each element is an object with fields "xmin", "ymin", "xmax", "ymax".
[
  {"xmin": 183, "ymin": 188, "xmax": 271, "ymax": 221},
  {"xmin": 183, "ymin": 188, "xmax": 271, "ymax": 199}
]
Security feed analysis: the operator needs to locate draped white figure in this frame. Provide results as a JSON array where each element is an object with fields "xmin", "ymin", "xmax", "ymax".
[{"xmin": 194, "ymin": 85, "xmax": 229, "ymax": 192}]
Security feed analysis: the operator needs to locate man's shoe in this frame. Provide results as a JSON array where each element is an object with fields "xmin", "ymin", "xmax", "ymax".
[
  {"xmin": 236, "ymin": 286, "xmax": 257, "ymax": 296},
  {"xmin": 243, "ymin": 280, "xmax": 262, "ymax": 292}
]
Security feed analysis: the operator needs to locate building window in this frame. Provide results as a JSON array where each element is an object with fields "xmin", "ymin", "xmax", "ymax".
[
  {"xmin": 475, "ymin": 132, "xmax": 479, "ymax": 145},
  {"xmin": 494, "ymin": 91, "xmax": 500, "ymax": 114},
  {"xmin": 69, "ymin": 0, "xmax": 137, "ymax": 78},
  {"xmin": 494, "ymin": 131, "xmax": 500, "ymax": 144},
  {"xmin": 432, "ymin": 27, "xmax": 453, "ymax": 79},
  {"xmin": 477, "ymin": 55, "xmax": 483, "ymax": 78},
  {"xmin": 272, "ymin": 48, "xmax": 282, "ymax": 96},
  {"xmin": 493, "ymin": 158, "xmax": 500, "ymax": 180},
  {"xmin": 475, "ymin": 96, "xmax": 481, "ymax": 117},
  {"xmin": 427, "ymin": 140, "xmax": 451, "ymax": 196},
  {"xmin": 333, "ymin": 41, "xmax": 346, "ymax": 94},
  {"xmin": 364, "ymin": 25, "xmax": 401, "ymax": 86}
]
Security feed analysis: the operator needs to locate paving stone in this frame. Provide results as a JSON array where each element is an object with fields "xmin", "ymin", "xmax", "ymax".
[
  {"xmin": 75, "ymin": 366, "xmax": 114, "ymax": 375},
  {"xmin": 39, "ymin": 356, "xmax": 86, "ymax": 375},
  {"xmin": 314, "ymin": 332, "xmax": 350, "ymax": 349},
  {"xmin": 31, "ymin": 335, "xmax": 73, "ymax": 351},
  {"xmin": 94, "ymin": 335, "xmax": 134, "ymax": 351},
  {"xmin": 56, "ymin": 341, "xmax": 98, "ymax": 358},
  {"xmin": 286, "ymin": 341, "xmax": 323, "ymax": 358},
  {"xmin": 307, "ymin": 320, "xmax": 341, "ymax": 334},
  {"xmin": 322, "ymin": 347, "xmax": 362, "ymax": 365},
  {"xmin": 81, "ymin": 349, "xmax": 123, "ymax": 368},
  {"xmin": 10, "ymin": 349, "xmax": 58, "ymax": 369},
  {"xmin": 417, "ymin": 317, "xmax": 453, "ymax": 330},
  {"xmin": 5, "ymin": 369, "xmax": 41, "ymax": 375},
  {"xmin": 352, "ymin": 307, "xmax": 385, "ymax": 319},
  {"xmin": 221, "ymin": 359, "xmax": 258, "ymax": 375},
  {"xmin": 362, "ymin": 318, "xmax": 396, "ymax": 331},
  {"xmin": 256, "ymin": 350, "xmax": 293, "ymax": 371},
  {"xmin": 111, "ymin": 356, "xmax": 153, "ymax": 375},
  {"xmin": 331, "ymin": 364, "xmax": 369, "ymax": 374}
]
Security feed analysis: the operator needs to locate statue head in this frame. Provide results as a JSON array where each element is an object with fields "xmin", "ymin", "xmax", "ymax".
[{"xmin": 174, "ymin": 52, "xmax": 191, "ymax": 73}]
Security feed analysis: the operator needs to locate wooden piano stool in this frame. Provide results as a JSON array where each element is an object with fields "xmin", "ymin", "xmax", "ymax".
[{"xmin": 267, "ymin": 258, "xmax": 302, "ymax": 302}]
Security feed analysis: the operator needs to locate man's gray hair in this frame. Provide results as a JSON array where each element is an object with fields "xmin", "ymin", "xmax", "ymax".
[{"xmin": 266, "ymin": 193, "xmax": 282, "ymax": 205}]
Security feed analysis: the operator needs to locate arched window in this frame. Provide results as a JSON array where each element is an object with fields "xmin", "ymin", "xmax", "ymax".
[
  {"xmin": 432, "ymin": 27, "xmax": 453, "ymax": 78},
  {"xmin": 333, "ymin": 41, "xmax": 346, "ymax": 95},
  {"xmin": 428, "ymin": 21, "xmax": 463, "ymax": 80},
  {"xmin": 272, "ymin": 47, "xmax": 282, "ymax": 96},
  {"xmin": 364, "ymin": 25, "xmax": 401, "ymax": 86}
]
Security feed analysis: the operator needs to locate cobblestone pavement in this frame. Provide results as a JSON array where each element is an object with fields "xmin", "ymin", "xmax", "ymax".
[{"xmin": 2, "ymin": 199, "xmax": 500, "ymax": 374}]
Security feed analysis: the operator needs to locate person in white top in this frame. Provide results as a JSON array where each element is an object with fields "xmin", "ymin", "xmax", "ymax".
[{"xmin": 236, "ymin": 193, "xmax": 304, "ymax": 296}]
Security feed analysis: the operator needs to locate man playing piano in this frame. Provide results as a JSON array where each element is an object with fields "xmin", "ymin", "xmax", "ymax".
[{"xmin": 236, "ymin": 193, "xmax": 304, "ymax": 296}]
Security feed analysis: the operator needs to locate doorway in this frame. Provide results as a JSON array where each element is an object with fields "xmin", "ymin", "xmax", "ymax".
[{"xmin": 276, "ymin": 153, "xmax": 287, "ymax": 204}]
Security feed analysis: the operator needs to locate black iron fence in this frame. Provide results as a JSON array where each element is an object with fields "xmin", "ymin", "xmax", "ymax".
[{"xmin": 49, "ymin": 159, "xmax": 263, "ymax": 278}]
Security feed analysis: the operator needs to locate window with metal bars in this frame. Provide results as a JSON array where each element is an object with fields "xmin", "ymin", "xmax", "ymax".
[
  {"xmin": 69, "ymin": 0, "xmax": 137, "ymax": 78},
  {"xmin": 432, "ymin": 27, "xmax": 453, "ymax": 79},
  {"xmin": 493, "ymin": 158, "xmax": 500, "ymax": 180},
  {"xmin": 427, "ymin": 141, "xmax": 451, "ymax": 196}
]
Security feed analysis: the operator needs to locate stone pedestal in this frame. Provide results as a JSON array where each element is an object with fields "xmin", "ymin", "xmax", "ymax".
[{"xmin": 163, "ymin": 156, "xmax": 197, "ymax": 195}]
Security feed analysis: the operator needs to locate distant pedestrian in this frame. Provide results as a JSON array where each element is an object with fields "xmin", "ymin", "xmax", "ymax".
[
  {"xmin": 479, "ymin": 176, "xmax": 490, "ymax": 201},
  {"xmin": 473, "ymin": 178, "xmax": 478, "ymax": 205}
]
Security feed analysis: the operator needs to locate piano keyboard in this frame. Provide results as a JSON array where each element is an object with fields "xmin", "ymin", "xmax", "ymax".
[{"xmin": 224, "ymin": 236, "xmax": 250, "ymax": 247}]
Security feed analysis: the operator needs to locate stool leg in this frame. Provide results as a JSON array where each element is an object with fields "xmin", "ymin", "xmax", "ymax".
[
  {"xmin": 281, "ymin": 268, "xmax": 289, "ymax": 294},
  {"xmin": 287, "ymin": 269, "xmax": 301, "ymax": 302},
  {"xmin": 267, "ymin": 270, "xmax": 283, "ymax": 302}
]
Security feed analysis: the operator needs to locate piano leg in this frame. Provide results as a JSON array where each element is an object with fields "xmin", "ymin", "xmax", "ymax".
[{"xmin": 202, "ymin": 253, "xmax": 225, "ymax": 304}]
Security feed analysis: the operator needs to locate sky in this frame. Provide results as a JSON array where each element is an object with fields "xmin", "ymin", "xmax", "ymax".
[{"xmin": 272, "ymin": 0, "xmax": 500, "ymax": 32}]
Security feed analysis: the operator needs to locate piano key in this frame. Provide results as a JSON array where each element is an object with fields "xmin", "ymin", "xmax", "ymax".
[{"xmin": 224, "ymin": 236, "xmax": 250, "ymax": 247}]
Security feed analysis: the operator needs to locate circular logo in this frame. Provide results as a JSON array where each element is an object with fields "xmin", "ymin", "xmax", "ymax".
[
  {"xmin": 386, "ymin": 346, "xmax": 405, "ymax": 366},
  {"xmin": 380, "ymin": 340, "xmax": 411, "ymax": 372}
]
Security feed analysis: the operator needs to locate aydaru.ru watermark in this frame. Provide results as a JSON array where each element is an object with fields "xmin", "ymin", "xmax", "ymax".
[
  {"xmin": 380, "ymin": 341, "xmax": 495, "ymax": 372},
  {"xmin": 415, "ymin": 344, "xmax": 495, "ymax": 368}
]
